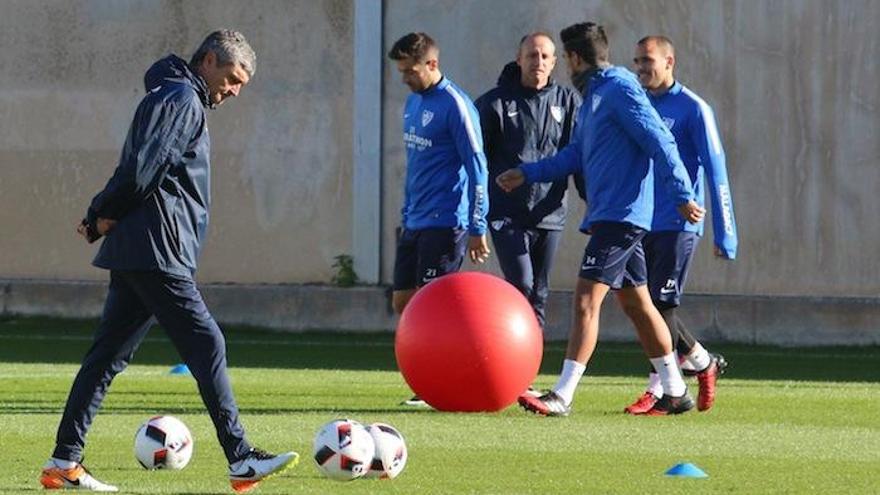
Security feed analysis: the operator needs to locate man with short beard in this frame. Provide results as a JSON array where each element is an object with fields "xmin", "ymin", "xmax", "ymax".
[
  {"xmin": 388, "ymin": 32, "xmax": 490, "ymax": 407},
  {"xmin": 624, "ymin": 35, "xmax": 738, "ymax": 415}
]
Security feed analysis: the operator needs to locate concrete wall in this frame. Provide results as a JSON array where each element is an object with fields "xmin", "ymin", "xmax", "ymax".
[
  {"xmin": 0, "ymin": 0, "xmax": 353, "ymax": 284},
  {"xmin": 381, "ymin": 0, "xmax": 880, "ymax": 297},
  {"xmin": 0, "ymin": 1, "xmax": 878, "ymax": 343}
]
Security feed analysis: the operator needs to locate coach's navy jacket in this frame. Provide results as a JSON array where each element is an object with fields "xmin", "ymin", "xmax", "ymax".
[
  {"xmin": 87, "ymin": 55, "xmax": 211, "ymax": 277},
  {"xmin": 475, "ymin": 62, "xmax": 582, "ymax": 231}
]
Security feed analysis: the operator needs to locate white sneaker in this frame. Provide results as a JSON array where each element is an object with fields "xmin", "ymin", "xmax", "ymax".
[
  {"xmin": 400, "ymin": 395, "xmax": 428, "ymax": 407},
  {"xmin": 229, "ymin": 448, "xmax": 299, "ymax": 493},
  {"xmin": 40, "ymin": 459, "xmax": 118, "ymax": 492}
]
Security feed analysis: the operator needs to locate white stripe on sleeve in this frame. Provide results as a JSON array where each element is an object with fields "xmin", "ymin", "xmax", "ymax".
[
  {"xmin": 444, "ymin": 84, "xmax": 482, "ymax": 154},
  {"xmin": 683, "ymin": 87, "xmax": 722, "ymax": 155}
]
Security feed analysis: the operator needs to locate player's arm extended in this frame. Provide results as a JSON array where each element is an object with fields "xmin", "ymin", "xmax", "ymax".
[{"xmin": 519, "ymin": 132, "xmax": 583, "ymax": 185}]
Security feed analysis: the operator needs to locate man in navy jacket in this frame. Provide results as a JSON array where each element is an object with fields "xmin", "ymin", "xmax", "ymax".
[
  {"xmin": 41, "ymin": 31, "xmax": 297, "ymax": 493},
  {"xmin": 476, "ymin": 33, "xmax": 582, "ymax": 329}
]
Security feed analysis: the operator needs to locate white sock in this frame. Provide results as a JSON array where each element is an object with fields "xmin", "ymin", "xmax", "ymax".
[
  {"xmin": 686, "ymin": 342, "xmax": 712, "ymax": 372},
  {"xmin": 649, "ymin": 353, "xmax": 687, "ymax": 397},
  {"xmin": 677, "ymin": 351, "xmax": 695, "ymax": 371},
  {"xmin": 50, "ymin": 458, "xmax": 77, "ymax": 469},
  {"xmin": 646, "ymin": 372, "xmax": 663, "ymax": 398},
  {"xmin": 552, "ymin": 359, "xmax": 586, "ymax": 405}
]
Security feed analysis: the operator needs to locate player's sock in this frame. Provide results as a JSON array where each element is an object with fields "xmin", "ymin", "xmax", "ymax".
[
  {"xmin": 673, "ymin": 313, "xmax": 698, "ymax": 355},
  {"xmin": 686, "ymin": 342, "xmax": 712, "ymax": 372},
  {"xmin": 646, "ymin": 372, "xmax": 663, "ymax": 398},
  {"xmin": 552, "ymin": 359, "xmax": 586, "ymax": 405},
  {"xmin": 649, "ymin": 353, "xmax": 687, "ymax": 397}
]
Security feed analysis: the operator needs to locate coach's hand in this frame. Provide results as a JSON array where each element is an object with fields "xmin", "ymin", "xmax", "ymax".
[
  {"xmin": 468, "ymin": 235, "xmax": 490, "ymax": 264},
  {"xmin": 77, "ymin": 217, "xmax": 117, "ymax": 244},
  {"xmin": 677, "ymin": 200, "xmax": 705, "ymax": 224},
  {"xmin": 495, "ymin": 167, "xmax": 525, "ymax": 193}
]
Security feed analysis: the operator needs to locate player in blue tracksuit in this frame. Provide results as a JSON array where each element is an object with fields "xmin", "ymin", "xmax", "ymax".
[
  {"xmin": 475, "ymin": 32, "xmax": 582, "ymax": 328},
  {"xmin": 388, "ymin": 32, "xmax": 490, "ymax": 406},
  {"xmin": 624, "ymin": 35, "xmax": 739, "ymax": 415},
  {"xmin": 41, "ymin": 31, "xmax": 297, "ymax": 493},
  {"xmin": 497, "ymin": 23, "xmax": 705, "ymax": 417}
]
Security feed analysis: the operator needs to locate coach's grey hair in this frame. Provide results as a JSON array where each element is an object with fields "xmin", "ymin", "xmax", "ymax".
[{"xmin": 190, "ymin": 30, "xmax": 256, "ymax": 77}]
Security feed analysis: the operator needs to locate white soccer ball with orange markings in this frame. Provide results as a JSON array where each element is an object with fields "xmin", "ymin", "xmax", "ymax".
[{"xmin": 313, "ymin": 419, "xmax": 375, "ymax": 481}]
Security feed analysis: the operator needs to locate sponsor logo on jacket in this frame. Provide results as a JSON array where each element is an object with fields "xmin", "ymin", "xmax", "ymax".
[{"xmin": 404, "ymin": 126, "xmax": 433, "ymax": 151}]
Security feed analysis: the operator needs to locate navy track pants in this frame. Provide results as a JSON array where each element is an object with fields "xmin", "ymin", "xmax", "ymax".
[{"xmin": 52, "ymin": 270, "xmax": 252, "ymax": 464}]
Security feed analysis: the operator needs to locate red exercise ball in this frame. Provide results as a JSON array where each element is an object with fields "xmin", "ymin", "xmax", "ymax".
[{"xmin": 395, "ymin": 272, "xmax": 543, "ymax": 412}]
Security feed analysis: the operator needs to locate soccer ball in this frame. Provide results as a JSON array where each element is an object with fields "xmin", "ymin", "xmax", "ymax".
[
  {"xmin": 134, "ymin": 415, "xmax": 194, "ymax": 470},
  {"xmin": 363, "ymin": 423, "xmax": 407, "ymax": 479},
  {"xmin": 313, "ymin": 419, "xmax": 375, "ymax": 481}
]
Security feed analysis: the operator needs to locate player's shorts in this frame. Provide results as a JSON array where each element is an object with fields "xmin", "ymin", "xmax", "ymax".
[
  {"xmin": 578, "ymin": 222, "xmax": 648, "ymax": 290},
  {"xmin": 643, "ymin": 231, "xmax": 699, "ymax": 307},
  {"xmin": 393, "ymin": 227, "xmax": 468, "ymax": 291}
]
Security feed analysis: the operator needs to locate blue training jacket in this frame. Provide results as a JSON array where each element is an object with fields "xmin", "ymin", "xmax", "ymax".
[
  {"xmin": 648, "ymin": 81, "xmax": 738, "ymax": 258},
  {"xmin": 87, "ymin": 55, "xmax": 211, "ymax": 277},
  {"xmin": 521, "ymin": 66, "xmax": 694, "ymax": 232},
  {"xmin": 400, "ymin": 76, "xmax": 488, "ymax": 236}
]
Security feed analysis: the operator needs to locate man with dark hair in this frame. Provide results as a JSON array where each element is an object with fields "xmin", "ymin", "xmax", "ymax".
[
  {"xmin": 388, "ymin": 32, "xmax": 490, "ymax": 406},
  {"xmin": 624, "ymin": 35, "xmax": 738, "ymax": 414},
  {"xmin": 475, "ymin": 33, "xmax": 582, "ymax": 329},
  {"xmin": 40, "ymin": 30, "xmax": 297, "ymax": 493},
  {"xmin": 498, "ymin": 22, "xmax": 705, "ymax": 417}
]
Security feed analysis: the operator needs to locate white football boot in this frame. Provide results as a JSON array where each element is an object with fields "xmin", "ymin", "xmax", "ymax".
[{"xmin": 229, "ymin": 448, "xmax": 299, "ymax": 493}]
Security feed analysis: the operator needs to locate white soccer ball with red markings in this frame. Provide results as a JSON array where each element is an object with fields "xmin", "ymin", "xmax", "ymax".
[
  {"xmin": 134, "ymin": 415, "xmax": 194, "ymax": 470},
  {"xmin": 313, "ymin": 419, "xmax": 375, "ymax": 480},
  {"xmin": 364, "ymin": 422, "xmax": 407, "ymax": 479}
]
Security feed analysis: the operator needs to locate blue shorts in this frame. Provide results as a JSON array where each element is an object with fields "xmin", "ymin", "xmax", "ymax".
[
  {"xmin": 643, "ymin": 231, "xmax": 699, "ymax": 307},
  {"xmin": 392, "ymin": 227, "xmax": 467, "ymax": 290},
  {"xmin": 578, "ymin": 222, "xmax": 648, "ymax": 290}
]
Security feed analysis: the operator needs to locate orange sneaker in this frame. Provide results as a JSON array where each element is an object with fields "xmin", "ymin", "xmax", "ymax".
[{"xmin": 40, "ymin": 460, "xmax": 118, "ymax": 491}]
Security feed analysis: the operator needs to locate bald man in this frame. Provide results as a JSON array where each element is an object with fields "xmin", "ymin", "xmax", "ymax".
[{"xmin": 475, "ymin": 32, "xmax": 582, "ymax": 330}]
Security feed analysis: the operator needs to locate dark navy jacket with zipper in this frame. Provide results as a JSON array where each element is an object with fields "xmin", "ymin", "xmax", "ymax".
[
  {"xmin": 86, "ymin": 55, "xmax": 211, "ymax": 277},
  {"xmin": 475, "ymin": 62, "xmax": 582, "ymax": 231}
]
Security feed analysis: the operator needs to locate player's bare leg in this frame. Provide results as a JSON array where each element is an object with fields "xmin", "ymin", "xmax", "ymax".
[{"xmin": 519, "ymin": 278, "xmax": 608, "ymax": 416}]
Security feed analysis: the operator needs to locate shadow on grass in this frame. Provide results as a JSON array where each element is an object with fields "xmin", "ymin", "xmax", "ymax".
[
  {"xmin": 2, "ymin": 404, "xmax": 437, "ymax": 415},
  {"xmin": 0, "ymin": 316, "xmax": 877, "ymax": 382}
]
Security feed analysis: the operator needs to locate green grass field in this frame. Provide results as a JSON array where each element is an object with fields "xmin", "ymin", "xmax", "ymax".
[{"xmin": 1, "ymin": 316, "xmax": 878, "ymax": 494}]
